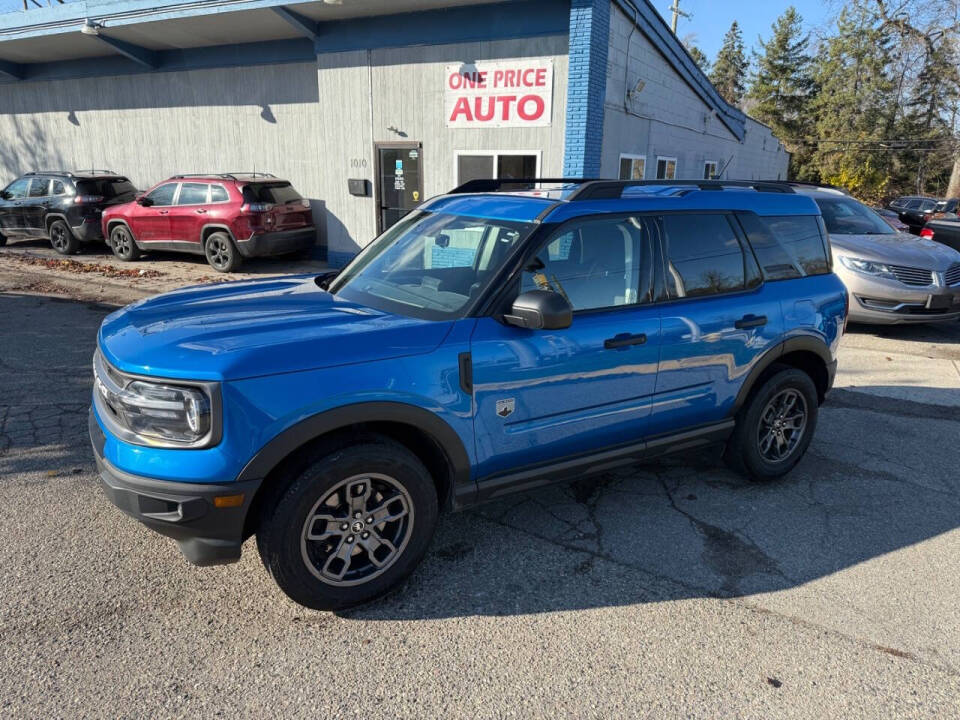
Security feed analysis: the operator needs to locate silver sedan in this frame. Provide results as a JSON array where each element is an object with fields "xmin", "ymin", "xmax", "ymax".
[{"xmin": 799, "ymin": 188, "xmax": 960, "ymax": 324}]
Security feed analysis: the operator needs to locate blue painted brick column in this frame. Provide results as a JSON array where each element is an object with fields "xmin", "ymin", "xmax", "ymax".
[{"xmin": 563, "ymin": 0, "xmax": 610, "ymax": 178}]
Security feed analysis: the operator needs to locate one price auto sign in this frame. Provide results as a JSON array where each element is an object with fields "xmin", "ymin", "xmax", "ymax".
[{"xmin": 445, "ymin": 59, "xmax": 553, "ymax": 128}]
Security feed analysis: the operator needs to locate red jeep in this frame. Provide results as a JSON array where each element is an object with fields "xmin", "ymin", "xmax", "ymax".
[{"xmin": 102, "ymin": 173, "xmax": 315, "ymax": 272}]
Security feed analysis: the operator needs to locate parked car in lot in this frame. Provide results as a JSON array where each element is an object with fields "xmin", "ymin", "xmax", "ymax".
[
  {"xmin": 873, "ymin": 207, "xmax": 909, "ymax": 232},
  {"xmin": 0, "ymin": 170, "xmax": 136, "ymax": 254},
  {"xmin": 90, "ymin": 178, "xmax": 847, "ymax": 610},
  {"xmin": 800, "ymin": 186, "xmax": 960, "ymax": 323},
  {"xmin": 892, "ymin": 195, "xmax": 938, "ymax": 234},
  {"xmin": 920, "ymin": 219, "xmax": 960, "ymax": 253},
  {"xmin": 102, "ymin": 173, "xmax": 315, "ymax": 272},
  {"xmin": 929, "ymin": 197, "xmax": 959, "ymax": 219}
]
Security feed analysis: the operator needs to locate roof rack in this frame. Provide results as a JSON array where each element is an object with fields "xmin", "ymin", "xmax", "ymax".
[
  {"xmin": 26, "ymin": 170, "xmax": 73, "ymax": 177},
  {"xmin": 72, "ymin": 169, "xmax": 119, "ymax": 176},
  {"xmin": 567, "ymin": 179, "xmax": 797, "ymax": 200},
  {"xmin": 448, "ymin": 178, "xmax": 803, "ymax": 201},
  {"xmin": 170, "ymin": 172, "xmax": 277, "ymax": 181}
]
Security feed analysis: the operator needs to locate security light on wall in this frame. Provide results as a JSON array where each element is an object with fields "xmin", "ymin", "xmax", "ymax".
[
  {"xmin": 80, "ymin": 20, "xmax": 103, "ymax": 36},
  {"xmin": 628, "ymin": 79, "xmax": 645, "ymax": 99}
]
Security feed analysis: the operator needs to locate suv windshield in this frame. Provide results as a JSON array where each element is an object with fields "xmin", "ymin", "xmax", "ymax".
[
  {"xmin": 814, "ymin": 196, "xmax": 896, "ymax": 235},
  {"xmin": 327, "ymin": 211, "xmax": 534, "ymax": 320}
]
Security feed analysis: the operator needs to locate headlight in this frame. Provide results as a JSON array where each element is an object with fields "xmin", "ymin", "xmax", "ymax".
[
  {"xmin": 838, "ymin": 256, "xmax": 896, "ymax": 279},
  {"xmin": 93, "ymin": 350, "xmax": 220, "ymax": 448}
]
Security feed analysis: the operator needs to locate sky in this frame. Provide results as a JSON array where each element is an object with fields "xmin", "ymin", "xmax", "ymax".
[{"xmin": 655, "ymin": 0, "xmax": 836, "ymax": 62}]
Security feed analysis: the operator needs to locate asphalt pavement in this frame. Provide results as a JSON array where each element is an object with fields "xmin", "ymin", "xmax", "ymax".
[{"xmin": 1, "ymin": 291, "xmax": 958, "ymax": 719}]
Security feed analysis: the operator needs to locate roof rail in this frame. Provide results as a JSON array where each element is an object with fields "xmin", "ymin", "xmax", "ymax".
[
  {"xmin": 26, "ymin": 170, "xmax": 74, "ymax": 177},
  {"xmin": 450, "ymin": 178, "xmax": 598, "ymax": 194},
  {"xmin": 566, "ymin": 179, "xmax": 797, "ymax": 200},
  {"xmin": 170, "ymin": 172, "xmax": 277, "ymax": 181},
  {"xmin": 73, "ymin": 169, "xmax": 119, "ymax": 175}
]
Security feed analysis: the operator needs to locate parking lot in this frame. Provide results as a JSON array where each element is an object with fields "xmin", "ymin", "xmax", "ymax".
[{"xmin": 0, "ymin": 273, "xmax": 958, "ymax": 718}]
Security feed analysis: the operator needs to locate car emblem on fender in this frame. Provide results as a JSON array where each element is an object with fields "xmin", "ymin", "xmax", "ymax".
[{"xmin": 496, "ymin": 398, "xmax": 515, "ymax": 418}]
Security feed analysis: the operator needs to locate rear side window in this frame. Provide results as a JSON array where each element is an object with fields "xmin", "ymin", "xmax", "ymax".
[
  {"xmin": 660, "ymin": 214, "xmax": 746, "ymax": 298},
  {"xmin": 242, "ymin": 182, "xmax": 302, "ymax": 204},
  {"xmin": 177, "ymin": 183, "xmax": 209, "ymax": 205},
  {"xmin": 739, "ymin": 214, "xmax": 831, "ymax": 280},
  {"xmin": 210, "ymin": 185, "xmax": 229, "ymax": 202},
  {"xmin": 76, "ymin": 178, "xmax": 136, "ymax": 199},
  {"xmin": 51, "ymin": 180, "xmax": 66, "ymax": 195},
  {"xmin": 28, "ymin": 178, "xmax": 49, "ymax": 197}
]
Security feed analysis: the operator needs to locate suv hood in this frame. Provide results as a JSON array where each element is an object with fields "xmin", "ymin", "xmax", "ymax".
[
  {"xmin": 98, "ymin": 275, "xmax": 453, "ymax": 381},
  {"xmin": 830, "ymin": 232, "xmax": 960, "ymax": 269}
]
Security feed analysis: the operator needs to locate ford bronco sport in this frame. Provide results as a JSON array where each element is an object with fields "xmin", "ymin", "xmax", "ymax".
[{"xmin": 90, "ymin": 179, "xmax": 846, "ymax": 610}]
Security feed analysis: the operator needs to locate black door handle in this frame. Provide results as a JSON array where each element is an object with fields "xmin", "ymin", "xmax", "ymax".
[
  {"xmin": 604, "ymin": 332, "xmax": 647, "ymax": 349},
  {"xmin": 735, "ymin": 314, "xmax": 767, "ymax": 329}
]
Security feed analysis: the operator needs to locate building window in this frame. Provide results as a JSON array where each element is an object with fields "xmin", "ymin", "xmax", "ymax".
[
  {"xmin": 456, "ymin": 151, "xmax": 540, "ymax": 185},
  {"xmin": 656, "ymin": 156, "xmax": 677, "ymax": 180},
  {"xmin": 703, "ymin": 160, "xmax": 718, "ymax": 180},
  {"xmin": 618, "ymin": 154, "xmax": 646, "ymax": 180}
]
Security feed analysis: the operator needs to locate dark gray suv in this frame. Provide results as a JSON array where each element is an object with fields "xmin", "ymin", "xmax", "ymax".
[{"xmin": 0, "ymin": 170, "xmax": 136, "ymax": 254}]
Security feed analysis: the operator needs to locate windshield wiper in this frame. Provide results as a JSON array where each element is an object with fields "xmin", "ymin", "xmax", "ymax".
[{"xmin": 315, "ymin": 271, "xmax": 339, "ymax": 290}]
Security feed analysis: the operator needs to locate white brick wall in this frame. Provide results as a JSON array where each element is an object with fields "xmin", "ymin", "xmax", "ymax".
[{"xmin": 600, "ymin": 5, "xmax": 789, "ymax": 181}]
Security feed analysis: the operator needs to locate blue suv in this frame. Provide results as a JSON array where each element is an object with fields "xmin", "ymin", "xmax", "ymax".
[{"xmin": 89, "ymin": 179, "xmax": 846, "ymax": 610}]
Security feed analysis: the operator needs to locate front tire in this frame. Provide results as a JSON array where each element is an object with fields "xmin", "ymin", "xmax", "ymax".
[
  {"xmin": 0, "ymin": 231, "xmax": 7, "ymax": 246},
  {"xmin": 204, "ymin": 232, "xmax": 242, "ymax": 273},
  {"xmin": 256, "ymin": 437, "xmax": 439, "ymax": 610},
  {"xmin": 724, "ymin": 366, "xmax": 819, "ymax": 481},
  {"xmin": 49, "ymin": 219, "xmax": 78, "ymax": 255},
  {"xmin": 109, "ymin": 225, "xmax": 141, "ymax": 261}
]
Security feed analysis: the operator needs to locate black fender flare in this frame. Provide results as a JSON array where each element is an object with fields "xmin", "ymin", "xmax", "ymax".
[
  {"xmin": 104, "ymin": 219, "xmax": 138, "ymax": 244},
  {"xmin": 731, "ymin": 336, "xmax": 834, "ymax": 414},
  {"xmin": 200, "ymin": 223, "xmax": 236, "ymax": 246},
  {"xmin": 235, "ymin": 401, "xmax": 473, "ymax": 499}
]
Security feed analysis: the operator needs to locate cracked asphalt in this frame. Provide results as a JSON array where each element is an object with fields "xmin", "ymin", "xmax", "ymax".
[{"xmin": 1, "ymin": 291, "xmax": 958, "ymax": 719}]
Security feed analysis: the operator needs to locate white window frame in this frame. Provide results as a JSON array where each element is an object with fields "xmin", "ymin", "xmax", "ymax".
[
  {"xmin": 453, "ymin": 150, "xmax": 542, "ymax": 185},
  {"xmin": 656, "ymin": 156, "xmax": 678, "ymax": 180},
  {"xmin": 618, "ymin": 153, "xmax": 646, "ymax": 180},
  {"xmin": 703, "ymin": 160, "xmax": 718, "ymax": 180}
]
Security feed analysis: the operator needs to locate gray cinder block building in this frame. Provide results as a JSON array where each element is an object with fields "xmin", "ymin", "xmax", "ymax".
[{"xmin": 0, "ymin": 0, "xmax": 789, "ymax": 265}]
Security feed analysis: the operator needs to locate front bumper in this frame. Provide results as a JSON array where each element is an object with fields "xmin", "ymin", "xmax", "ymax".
[
  {"xmin": 90, "ymin": 410, "xmax": 261, "ymax": 566},
  {"xmin": 836, "ymin": 269, "xmax": 960, "ymax": 324},
  {"xmin": 236, "ymin": 227, "xmax": 315, "ymax": 258}
]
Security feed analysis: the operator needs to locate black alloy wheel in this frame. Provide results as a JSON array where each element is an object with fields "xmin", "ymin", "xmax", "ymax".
[
  {"xmin": 724, "ymin": 365, "xmax": 819, "ymax": 481},
  {"xmin": 110, "ymin": 225, "xmax": 141, "ymax": 261},
  {"xmin": 49, "ymin": 219, "xmax": 78, "ymax": 255},
  {"xmin": 204, "ymin": 232, "xmax": 242, "ymax": 273}
]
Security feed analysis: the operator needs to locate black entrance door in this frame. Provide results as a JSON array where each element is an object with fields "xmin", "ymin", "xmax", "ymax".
[{"xmin": 376, "ymin": 143, "xmax": 423, "ymax": 233}]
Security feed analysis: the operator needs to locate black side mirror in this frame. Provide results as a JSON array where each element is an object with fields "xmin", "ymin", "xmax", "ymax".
[
  {"xmin": 137, "ymin": 196, "xmax": 153, "ymax": 207},
  {"xmin": 0, "ymin": 191, "xmax": 10, "ymax": 200},
  {"xmin": 504, "ymin": 290, "xmax": 572, "ymax": 330}
]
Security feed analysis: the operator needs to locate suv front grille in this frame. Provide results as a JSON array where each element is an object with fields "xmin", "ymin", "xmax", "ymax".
[
  {"xmin": 889, "ymin": 264, "xmax": 935, "ymax": 286},
  {"xmin": 946, "ymin": 263, "xmax": 960, "ymax": 286}
]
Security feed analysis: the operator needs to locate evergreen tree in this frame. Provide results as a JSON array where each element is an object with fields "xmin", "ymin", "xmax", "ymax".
[
  {"xmin": 685, "ymin": 44, "xmax": 711, "ymax": 74},
  {"xmin": 748, "ymin": 7, "xmax": 817, "ymax": 179},
  {"xmin": 810, "ymin": 5, "xmax": 896, "ymax": 201},
  {"xmin": 709, "ymin": 22, "xmax": 748, "ymax": 106}
]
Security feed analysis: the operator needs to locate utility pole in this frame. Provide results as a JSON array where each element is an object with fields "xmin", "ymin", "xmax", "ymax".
[{"xmin": 668, "ymin": 0, "xmax": 691, "ymax": 34}]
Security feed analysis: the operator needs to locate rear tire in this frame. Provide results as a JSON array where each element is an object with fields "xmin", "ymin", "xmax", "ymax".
[
  {"xmin": 256, "ymin": 437, "xmax": 439, "ymax": 611},
  {"xmin": 49, "ymin": 219, "xmax": 78, "ymax": 255},
  {"xmin": 204, "ymin": 232, "xmax": 242, "ymax": 273},
  {"xmin": 724, "ymin": 365, "xmax": 819, "ymax": 481},
  {"xmin": 109, "ymin": 225, "xmax": 141, "ymax": 261}
]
